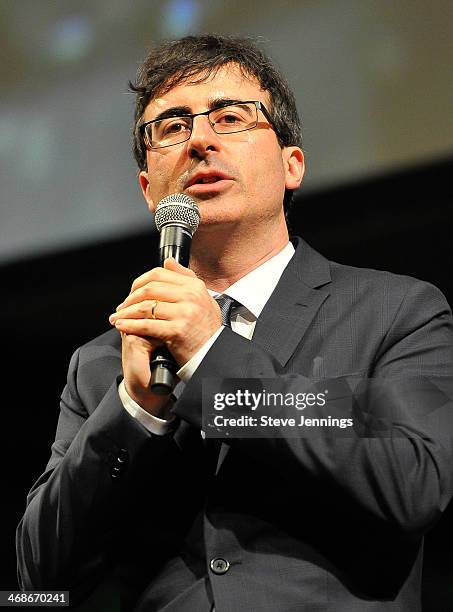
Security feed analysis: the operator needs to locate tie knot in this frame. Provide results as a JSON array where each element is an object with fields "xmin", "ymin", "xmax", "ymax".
[{"xmin": 215, "ymin": 295, "xmax": 238, "ymax": 328}]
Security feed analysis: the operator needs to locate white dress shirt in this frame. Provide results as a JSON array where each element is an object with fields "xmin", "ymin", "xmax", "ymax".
[{"xmin": 119, "ymin": 241, "xmax": 295, "ymax": 434}]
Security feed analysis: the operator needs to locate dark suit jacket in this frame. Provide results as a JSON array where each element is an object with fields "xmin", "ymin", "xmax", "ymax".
[{"xmin": 17, "ymin": 237, "xmax": 453, "ymax": 611}]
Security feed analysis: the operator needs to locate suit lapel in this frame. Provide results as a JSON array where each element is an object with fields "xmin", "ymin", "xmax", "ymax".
[{"xmin": 252, "ymin": 237, "xmax": 331, "ymax": 367}]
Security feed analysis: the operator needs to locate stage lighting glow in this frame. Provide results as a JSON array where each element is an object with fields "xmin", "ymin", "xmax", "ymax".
[
  {"xmin": 162, "ymin": 0, "xmax": 201, "ymax": 37},
  {"xmin": 48, "ymin": 15, "xmax": 94, "ymax": 64}
]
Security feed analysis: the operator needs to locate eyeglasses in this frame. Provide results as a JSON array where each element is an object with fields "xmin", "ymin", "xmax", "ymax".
[{"xmin": 140, "ymin": 100, "xmax": 276, "ymax": 149}]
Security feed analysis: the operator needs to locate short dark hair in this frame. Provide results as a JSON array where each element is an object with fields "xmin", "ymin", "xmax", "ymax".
[{"xmin": 130, "ymin": 34, "xmax": 302, "ymax": 216}]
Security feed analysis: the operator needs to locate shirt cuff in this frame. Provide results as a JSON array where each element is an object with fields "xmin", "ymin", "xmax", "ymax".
[
  {"xmin": 118, "ymin": 379, "xmax": 176, "ymax": 435},
  {"xmin": 177, "ymin": 326, "xmax": 224, "ymax": 383}
]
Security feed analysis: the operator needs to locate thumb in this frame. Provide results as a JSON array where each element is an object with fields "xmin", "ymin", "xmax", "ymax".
[{"xmin": 164, "ymin": 257, "xmax": 197, "ymax": 277}]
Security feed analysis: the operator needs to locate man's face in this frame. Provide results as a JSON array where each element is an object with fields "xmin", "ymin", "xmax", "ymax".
[{"xmin": 139, "ymin": 64, "xmax": 304, "ymax": 233}]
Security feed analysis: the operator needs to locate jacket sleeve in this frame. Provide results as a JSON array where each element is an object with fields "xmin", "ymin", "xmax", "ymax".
[
  {"xmin": 173, "ymin": 279, "xmax": 453, "ymax": 535},
  {"xmin": 15, "ymin": 345, "xmax": 193, "ymax": 600}
]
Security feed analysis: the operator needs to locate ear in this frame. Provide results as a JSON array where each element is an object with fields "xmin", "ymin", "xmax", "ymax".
[
  {"xmin": 138, "ymin": 170, "xmax": 156, "ymax": 212},
  {"xmin": 282, "ymin": 147, "xmax": 305, "ymax": 191}
]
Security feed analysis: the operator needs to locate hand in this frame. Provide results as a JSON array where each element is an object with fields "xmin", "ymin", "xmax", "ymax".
[{"xmin": 109, "ymin": 258, "xmax": 223, "ymax": 413}]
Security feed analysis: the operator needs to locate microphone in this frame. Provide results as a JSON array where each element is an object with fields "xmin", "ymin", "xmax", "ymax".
[{"xmin": 150, "ymin": 193, "xmax": 201, "ymax": 395}]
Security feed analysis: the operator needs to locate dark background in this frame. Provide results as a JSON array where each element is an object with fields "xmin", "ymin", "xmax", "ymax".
[
  {"xmin": 2, "ymin": 155, "xmax": 452, "ymax": 609},
  {"xmin": 2, "ymin": 2, "xmax": 452, "ymax": 607}
]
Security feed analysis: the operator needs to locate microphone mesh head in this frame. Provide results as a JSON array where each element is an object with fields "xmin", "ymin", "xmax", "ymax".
[{"xmin": 154, "ymin": 193, "xmax": 200, "ymax": 235}]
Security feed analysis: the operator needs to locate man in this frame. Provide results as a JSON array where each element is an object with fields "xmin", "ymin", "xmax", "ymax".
[{"xmin": 17, "ymin": 34, "xmax": 453, "ymax": 611}]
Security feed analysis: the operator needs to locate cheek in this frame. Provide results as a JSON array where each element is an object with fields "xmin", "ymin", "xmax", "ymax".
[
  {"xmin": 238, "ymin": 133, "xmax": 282, "ymax": 177},
  {"xmin": 247, "ymin": 142, "xmax": 286, "ymax": 194},
  {"xmin": 146, "ymin": 154, "xmax": 180, "ymax": 198}
]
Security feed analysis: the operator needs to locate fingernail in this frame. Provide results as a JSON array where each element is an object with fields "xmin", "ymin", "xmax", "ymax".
[
  {"xmin": 116, "ymin": 303, "xmax": 124, "ymax": 311},
  {"xmin": 109, "ymin": 314, "xmax": 116, "ymax": 323}
]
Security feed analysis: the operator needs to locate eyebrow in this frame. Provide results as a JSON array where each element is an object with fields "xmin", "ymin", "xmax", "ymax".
[
  {"xmin": 151, "ymin": 106, "xmax": 192, "ymax": 122},
  {"xmin": 207, "ymin": 97, "xmax": 246, "ymax": 109},
  {"xmin": 149, "ymin": 98, "xmax": 249, "ymax": 123}
]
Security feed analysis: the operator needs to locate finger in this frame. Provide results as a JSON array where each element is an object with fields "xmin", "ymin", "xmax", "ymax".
[
  {"xmin": 130, "ymin": 265, "xmax": 192, "ymax": 293},
  {"xmin": 113, "ymin": 317, "xmax": 172, "ymax": 339},
  {"xmin": 119, "ymin": 330, "xmax": 163, "ymax": 351},
  {"xmin": 116, "ymin": 282, "xmax": 182, "ymax": 311},
  {"xmin": 110, "ymin": 300, "xmax": 179, "ymax": 324},
  {"xmin": 164, "ymin": 257, "xmax": 197, "ymax": 278}
]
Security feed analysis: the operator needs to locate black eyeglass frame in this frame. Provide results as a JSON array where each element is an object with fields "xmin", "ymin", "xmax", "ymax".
[{"xmin": 139, "ymin": 100, "xmax": 278, "ymax": 149}]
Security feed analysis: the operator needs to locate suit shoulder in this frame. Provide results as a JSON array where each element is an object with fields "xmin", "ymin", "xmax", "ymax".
[
  {"xmin": 63, "ymin": 328, "xmax": 122, "ymax": 410},
  {"xmin": 329, "ymin": 260, "xmax": 449, "ymax": 306},
  {"xmin": 72, "ymin": 328, "xmax": 121, "ymax": 369},
  {"xmin": 81, "ymin": 327, "xmax": 121, "ymax": 350},
  {"xmin": 293, "ymin": 237, "xmax": 448, "ymax": 306}
]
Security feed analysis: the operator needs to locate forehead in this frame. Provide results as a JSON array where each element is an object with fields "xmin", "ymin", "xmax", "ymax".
[{"xmin": 143, "ymin": 64, "xmax": 270, "ymax": 121}]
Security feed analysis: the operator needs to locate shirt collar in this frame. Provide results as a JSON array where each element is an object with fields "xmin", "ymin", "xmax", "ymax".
[{"xmin": 209, "ymin": 241, "xmax": 295, "ymax": 318}]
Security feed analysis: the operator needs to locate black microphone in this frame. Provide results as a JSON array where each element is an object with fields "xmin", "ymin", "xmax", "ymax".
[{"xmin": 150, "ymin": 193, "xmax": 200, "ymax": 395}]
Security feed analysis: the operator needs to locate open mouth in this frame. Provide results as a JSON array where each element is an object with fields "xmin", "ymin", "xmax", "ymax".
[
  {"xmin": 191, "ymin": 175, "xmax": 223, "ymax": 185},
  {"xmin": 184, "ymin": 173, "xmax": 233, "ymax": 194},
  {"xmin": 186, "ymin": 171, "xmax": 233, "ymax": 188}
]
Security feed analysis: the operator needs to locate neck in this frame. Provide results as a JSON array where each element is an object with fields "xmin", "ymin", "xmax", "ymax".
[{"xmin": 190, "ymin": 219, "xmax": 289, "ymax": 292}]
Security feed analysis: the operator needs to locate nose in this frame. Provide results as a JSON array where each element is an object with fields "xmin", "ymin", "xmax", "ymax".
[{"xmin": 188, "ymin": 114, "xmax": 221, "ymax": 159}]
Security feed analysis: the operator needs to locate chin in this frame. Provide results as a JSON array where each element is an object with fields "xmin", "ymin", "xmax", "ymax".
[{"xmin": 196, "ymin": 214, "xmax": 240, "ymax": 232}]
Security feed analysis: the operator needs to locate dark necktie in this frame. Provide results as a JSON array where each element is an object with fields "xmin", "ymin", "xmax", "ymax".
[
  {"xmin": 207, "ymin": 295, "xmax": 240, "ymax": 475},
  {"xmin": 215, "ymin": 295, "xmax": 238, "ymax": 328}
]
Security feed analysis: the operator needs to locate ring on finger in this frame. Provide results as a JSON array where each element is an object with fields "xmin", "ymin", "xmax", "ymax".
[{"xmin": 150, "ymin": 299, "xmax": 158, "ymax": 319}]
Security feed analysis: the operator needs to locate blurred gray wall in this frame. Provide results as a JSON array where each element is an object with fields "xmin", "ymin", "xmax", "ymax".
[{"xmin": 1, "ymin": 0, "xmax": 452, "ymax": 263}]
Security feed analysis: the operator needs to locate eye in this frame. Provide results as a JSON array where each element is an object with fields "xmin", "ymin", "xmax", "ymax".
[
  {"xmin": 211, "ymin": 104, "xmax": 254, "ymax": 129},
  {"xmin": 155, "ymin": 117, "xmax": 191, "ymax": 139},
  {"xmin": 162, "ymin": 119, "xmax": 190, "ymax": 136},
  {"xmin": 221, "ymin": 113, "xmax": 241, "ymax": 123},
  {"xmin": 216, "ymin": 111, "xmax": 245, "ymax": 125}
]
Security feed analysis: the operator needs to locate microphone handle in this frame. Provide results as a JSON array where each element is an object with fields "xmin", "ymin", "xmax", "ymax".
[
  {"xmin": 150, "ymin": 224, "xmax": 192, "ymax": 395},
  {"xmin": 158, "ymin": 225, "xmax": 192, "ymax": 267}
]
